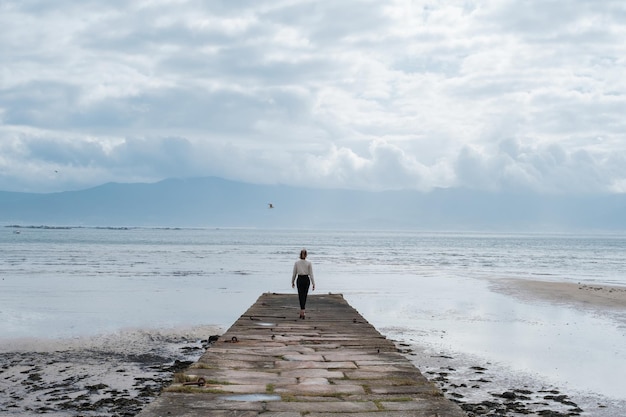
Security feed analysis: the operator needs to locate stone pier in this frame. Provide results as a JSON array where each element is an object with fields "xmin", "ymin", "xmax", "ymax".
[{"xmin": 137, "ymin": 293, "xmax": 465, "ymax": 417}]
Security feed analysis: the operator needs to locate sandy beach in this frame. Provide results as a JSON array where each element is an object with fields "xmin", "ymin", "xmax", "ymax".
[
  {"xmin": 2, "ymin": 281, "xmax": 625, "ymax": 416},
  {"xmin": 410, "ymin": 279, "xmax": 626, "ymax": 417},
  {"xmin": 0, "ymin": 326, "xmax": 221, "ymax": 416},
  {"xmin": 492, "ymin": 279, "xmax": 626, "ymax": 311}
]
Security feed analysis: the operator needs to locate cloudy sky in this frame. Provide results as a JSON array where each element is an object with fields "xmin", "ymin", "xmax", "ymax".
[{"xmin": 1, "ymin": 0, "xmax": 625, "ymax": 194}]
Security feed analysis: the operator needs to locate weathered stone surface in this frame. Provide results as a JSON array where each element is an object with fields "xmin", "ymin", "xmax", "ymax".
[
  {"xmin": 266, "ymin": 400, "xmax": 379, "ymax": 413},
  {"xmin": 321, "ymin": 352, "xmax": 385, "ymax": 362},
  {"xmin": 308, "ymin": 413, "xmax": 441, "ymax": 417},
  {"xmin": 191, "ymin": 369, "xmax": 293, "ymax": 386},
  {"xmin": 279, "ymin": 369, "xmax": 344, "ymax": 379},
  {"xmin": 282, "ymin": 354, "xmax": 326, "ymax": 361},
  {"xmin": 203, "ymin": 384, "xmax": 269, "ymax": 394},
  {"xmin": 274, "ymin": 383, "xmax": 366, "ymax": 395},
  {"xmin": 137, "ymin": 293, "xmax": 466, "ymax": 417},
  {"xmin": 274, "ymin": 360, "xmax": 357, "ymax": 369}
]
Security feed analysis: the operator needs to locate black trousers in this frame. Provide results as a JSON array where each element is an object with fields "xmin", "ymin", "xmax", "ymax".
[{"xmin": 296, "ymin": 274, "xmax": 310, "ymax": 309}]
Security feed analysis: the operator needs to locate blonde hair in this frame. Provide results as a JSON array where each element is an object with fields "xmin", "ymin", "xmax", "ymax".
[{"xmin": 299, "ymin": 249, "xmax": 307, "ymax": 259}]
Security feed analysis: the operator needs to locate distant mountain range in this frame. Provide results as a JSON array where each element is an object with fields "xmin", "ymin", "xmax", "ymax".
[{"xmin": 1, "ymin": 177, "xmax": 625, "ymax": 231}]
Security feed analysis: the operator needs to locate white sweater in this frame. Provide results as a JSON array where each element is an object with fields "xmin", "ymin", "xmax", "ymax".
[{"xmin": 292, "ymin": 259, "xmax": 315, "ymax": 285}]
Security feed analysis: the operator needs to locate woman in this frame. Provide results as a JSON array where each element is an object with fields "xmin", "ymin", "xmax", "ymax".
[{"xmin": 291, "ymin": 248, "xmax": 315, "ymax": 319}]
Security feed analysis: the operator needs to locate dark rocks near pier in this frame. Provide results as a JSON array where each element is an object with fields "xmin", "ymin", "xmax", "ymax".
[
  {"xmin": 0, "ymin": 334, "xmax": 214, "ymax": 416},
  {"xmin": 425, "ymin": 361, "xmax": 584, "ymax": 417}
]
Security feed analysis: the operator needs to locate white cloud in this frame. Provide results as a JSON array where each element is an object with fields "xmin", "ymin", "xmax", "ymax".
[
  {"xmin": 0, "ymin": 0, "xmax": 625, "ymax": 194},
  {"xmin": 453, "ymin": 138, "xmax": 626, "ymax": 193}
]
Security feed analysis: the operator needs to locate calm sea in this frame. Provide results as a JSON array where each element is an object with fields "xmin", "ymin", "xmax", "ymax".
[{"xmin": 1, "ymin": 227, "xmax": 625, "ymax": 402}]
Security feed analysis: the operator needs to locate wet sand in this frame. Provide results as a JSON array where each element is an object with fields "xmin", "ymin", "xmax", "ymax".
[
  {"xmin": 400, "ymin": 342, "xmax": 595, "ymax": 417},
  {"xmin": 492, "ymin": 279, "xmax": 626, "ymax": 310},
  {"xmin": 420, "ymin": 279, "xmax": 625, "ymax": 417},
  {"xmin": 1, "ymin": 282, "xmax": 624, "ymax": 416},
  {"xmin": 0, "ymin": 326, "xmax": 221, "ymax": 416}
]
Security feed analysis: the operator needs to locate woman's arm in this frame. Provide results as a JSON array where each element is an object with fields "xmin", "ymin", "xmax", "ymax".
[{"xmin": 309, "ymin": 262, "xmax": 315, "ymax": 290}]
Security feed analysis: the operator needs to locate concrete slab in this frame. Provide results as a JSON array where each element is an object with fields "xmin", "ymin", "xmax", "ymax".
[
  {"xmin": 274, "ymin": 360, "xmax": 357, "ymax": 369},
  {"xmin": 282, "ymin": 354, "xmax": 326, "ymax": 361},
  {"xmin": 266, "ymin": 401, "xmax": 379, "ymax": 413},
  {"xmin": 137, "ymin": 293, "xmax": 466, "ymax": 417},
  {"xmin": 279, "ymin": 369, "xmax": 344, "ymax": 379},
  {"xmin": 298, "ymin": 377, "xmax": 330, "ymax": 385},
  {"xmin": 274, "ymin": 383, "xmax": 366, "ymax": 395}
]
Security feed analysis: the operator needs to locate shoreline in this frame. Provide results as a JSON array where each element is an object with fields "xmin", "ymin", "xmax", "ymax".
[
  {"xmin": 0, "ymin": 326, "xmax": 221, "ymax": 416},
  {"xmin": 2, "ymin": 281, "xmax": 625, "ymax": 416},
  {"xmin": 395, "ymin": 336, "xmax": 625, "ymax": 417},
  {"xmin": 408, "ymin": 279, "xmax": 626, "ymax": 417},
  {"xmin": 2, "ymin": 329, "xmax": 621, "ymax": 417},
  {"xmin": 491, "ymin": 278, "xmax": 626, "ymax": 311}
]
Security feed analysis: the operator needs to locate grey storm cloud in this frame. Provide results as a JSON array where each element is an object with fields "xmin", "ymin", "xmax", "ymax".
[{"xmin": 0, "ymin": 0, "xmax": 625, "ymax": 193}]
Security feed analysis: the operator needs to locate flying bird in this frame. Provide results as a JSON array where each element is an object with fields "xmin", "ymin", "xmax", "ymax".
[{"xmin": 268, "ymin": 203, "xmax": 274, "ymax": 209}]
